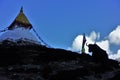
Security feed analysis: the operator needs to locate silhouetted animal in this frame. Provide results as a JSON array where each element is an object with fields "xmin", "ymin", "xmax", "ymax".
[{"xmin": 88, "ymin": 44, "xmax": 108, "ymax": 62}]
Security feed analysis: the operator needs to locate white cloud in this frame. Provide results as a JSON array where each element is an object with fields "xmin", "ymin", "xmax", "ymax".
[
  {"xmin": 71, "ymin": 35, "xmax": 83, "ymax": 51},
  {"xmin": 69, "ymin": 35, "xmax": 94, "ymax": 53},
  {"xmin": 96, "ymin": 40, "xmax": 110, "ymax": 54},
  {"xmin": 69, "ymin": 31, "xmax": 102, "ymax": 54},
  {"xmin": 107, "ymin": 25, "xmax": 120, "ymax": 61},
  {"xmin": 109, "ymin": 49, "xmax": 120, "ymax": 60},
  {"xmin": 89, "ymin": 31, "xmax": 100, "ymax": 41},
  {"xmin": 109, "ymin": 25, "xmax": 120, "ymax": 45}
]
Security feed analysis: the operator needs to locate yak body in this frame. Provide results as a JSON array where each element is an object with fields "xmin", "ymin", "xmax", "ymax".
[{"xmin": 88, "ymin": 44, "xmax": 108, "ymax": 62}]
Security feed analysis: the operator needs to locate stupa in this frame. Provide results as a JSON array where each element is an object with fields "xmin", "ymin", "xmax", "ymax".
[{"xmin": 0, "ymin": 7, "xmax": 38, "ymax": 42}]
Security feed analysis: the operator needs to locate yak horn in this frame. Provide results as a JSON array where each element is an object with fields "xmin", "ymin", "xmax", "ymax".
[{"xmin": 86, "ymin": 43, "xmax": 88, "ymax": 46}]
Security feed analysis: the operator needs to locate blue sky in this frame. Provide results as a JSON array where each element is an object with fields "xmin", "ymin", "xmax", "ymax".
[{"xmin": 0, "ymin": 0, "xmax": 120, "ymax": 55}]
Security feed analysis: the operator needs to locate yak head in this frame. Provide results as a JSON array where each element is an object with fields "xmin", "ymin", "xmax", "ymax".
[
  {"xmin": 88, "ymin": 44, "xmax": 99, "ymax": 52},
  {"xmin": 88, "ymin": 44, "xmax": 94, "ymax": 52}
]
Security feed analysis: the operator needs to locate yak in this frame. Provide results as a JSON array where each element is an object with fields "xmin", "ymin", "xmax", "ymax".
[{"xmin": 88, "ymin": 44, "xmax": 108, "ymax": 62}]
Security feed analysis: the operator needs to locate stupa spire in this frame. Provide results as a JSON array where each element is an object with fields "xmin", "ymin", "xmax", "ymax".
[
  {"xmin": 8, "ymin": 7, "xmax": 32, "ymax": 30},
  {"xmin": 20, "ymin": 6, "xmax": 23, "ymax": 12}
]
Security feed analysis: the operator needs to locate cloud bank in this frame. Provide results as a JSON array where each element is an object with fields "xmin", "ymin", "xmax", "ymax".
[
  {"xmin": 68, "ymin": 25, "xmax": 120, "ymax": 61},
  {"xmin": 69, "ymin": 31, "xmax": 109, "ymax": 53},
  {"xmin": 109, "ymin": 26, "xmax": 120, "ymax": 45},
  {"xmin": 109, "ymin": 49, "xmax": 120, "ymax": 60}
]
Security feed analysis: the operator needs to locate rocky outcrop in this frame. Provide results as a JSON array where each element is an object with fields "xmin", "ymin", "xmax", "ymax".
[{"xmin": 0, "ymin": 40, "xmax": 119, "ymax": 80}]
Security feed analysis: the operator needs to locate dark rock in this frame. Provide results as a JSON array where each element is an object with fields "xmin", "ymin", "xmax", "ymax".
[{"xmin": 0, "ymin": 40, "xmax": 119, "ymax": 80}]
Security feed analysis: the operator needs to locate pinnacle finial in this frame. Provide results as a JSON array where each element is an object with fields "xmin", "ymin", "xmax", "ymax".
[{"xmin": 20, "ymin": 6, "xmax": 23, "ymax": 12}]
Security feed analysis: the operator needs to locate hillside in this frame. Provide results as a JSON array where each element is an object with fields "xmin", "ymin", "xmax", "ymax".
[{"xmin": 0, "ymin": 40, "xmax": 119, "ymax": 80}]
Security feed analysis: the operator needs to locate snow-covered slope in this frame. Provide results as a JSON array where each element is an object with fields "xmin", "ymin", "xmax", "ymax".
[{"xmin": 0, "ymin": 28, "xmax": 38, "ymax": 42}]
